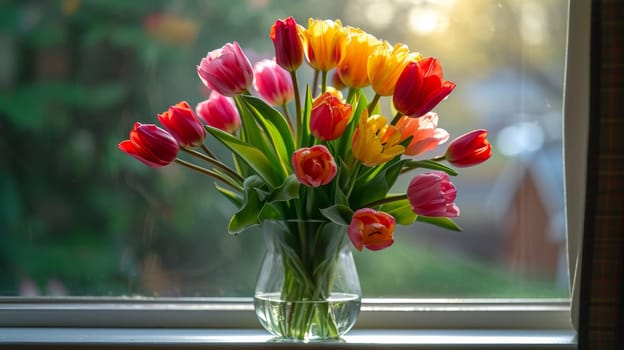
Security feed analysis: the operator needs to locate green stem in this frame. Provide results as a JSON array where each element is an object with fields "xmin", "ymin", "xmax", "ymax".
[
  {"xmin": 391, "ymin": 111, "xmax": 403, "ymax": 125},
  {"xmin": 290, "ymin": 71, "xmax": 302, "ymax": 145},
  {"xmin": 201, "ymin": 144, "xmax": 216, "ymax": 159},
  {"xmin": 346, "ymin": 162, "xmax": 363, "ymax": 198},
  {"xmin": 281, "ymin": 103, "xmax": 295, "ymax": 135},
  {"xmin": 346, "ymin": 87, "xmax": 357, "ymax": 104},
  {"xmin": 174, "ymin": 158, "xmax": 242, "ymax": 191},
  {"xmin": 363, "ymin": 193, "xmax": 408, "ymax": 208},
  {"xmin": 367, "ymin": 93, "xmax": 381, "ymax": 116},
  {"xmin": 321, "ymin": 70, "xmax": 328, "ymax": 94},
  {"xmin": 181, "ymin": 147, "xmax": 244, "ymax": 184},
  {"xmin": 312, "ymin": 69, "xmax": 320, "ymax": 97}
]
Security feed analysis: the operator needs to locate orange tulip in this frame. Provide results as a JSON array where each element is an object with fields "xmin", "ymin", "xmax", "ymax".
[
  {"xmin": 291, "ymin": 145, "xmax": 337, "ymax": 187},
  {"xmin": 347, "ymin": 208, "xmax": 395, "ymax": 251},
  {"xmin": 310, "ymin": 92, "xmax": 352, "ymax": 141}
]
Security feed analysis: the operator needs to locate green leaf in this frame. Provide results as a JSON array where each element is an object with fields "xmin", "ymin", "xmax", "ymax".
[
  {"xmin": 350, "ymin": 158, "xmax": 405, "ymax": 208},
  {"xmin": 206, "ymin": 126, "xmax": 282, "ymax": 187},
  {"xmin": 336, "ymin": 90, "xmax": 366, "ymax": 162},
  {"xmin": 215, "ymin": 184, "xmax": 243, "ymax": 207},
  {"xmin": 320, "ymin": 204, "xmax": 353, "ymax": 226},
  {"xmin": 240, "ymin": 95, "xmax": 295, "ymax": 173},
  {"xmin": 379, "ymin": 198, "xmax": 417, "ymax": 225},
  {"xmin": 403, "ymin": 159, "xmax": 459, "ymax": 176},
  {"xmin": 228, "ymin": 176, "xmax": 266, "ymax": 234},
  {"xmin": 416, "ymin": 215, "xmax": 463, "ymax": 232},
  {"xmin": 268, "ymin": 174, "xmax": 300, "ymax": 202},
  {"xmin": 233, "ymin": 95, "xmax": 281, "ymax": 169}
]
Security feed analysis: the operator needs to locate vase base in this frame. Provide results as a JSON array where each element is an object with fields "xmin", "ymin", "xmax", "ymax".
[{"xmin": 254, "ymin": 292, "xmax": 361, "ymax": 341}]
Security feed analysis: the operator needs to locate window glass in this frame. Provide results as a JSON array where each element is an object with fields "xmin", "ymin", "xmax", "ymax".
[{"xmin": 0, "ymin": 0, "xmax": 568, "ymax": 298}]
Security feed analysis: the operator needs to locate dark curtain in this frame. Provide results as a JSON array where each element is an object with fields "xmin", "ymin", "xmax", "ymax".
[{"xmin": 578, "ymin": 0, "xmax": 624, "ymax": 348}]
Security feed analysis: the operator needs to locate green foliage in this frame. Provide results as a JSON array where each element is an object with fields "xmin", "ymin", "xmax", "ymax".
[{"xmin": 0, "ymin": 0, "xmax": 568, "ymax": 299}]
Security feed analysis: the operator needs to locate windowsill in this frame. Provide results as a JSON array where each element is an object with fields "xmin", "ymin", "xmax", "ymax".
[
  {"xmin": 0, "ymin": 328, "xmax": 577, "ymax": 349},
  {"xmin": 0, "ymin": 298, "xmax": 577, "ymax": 349}
]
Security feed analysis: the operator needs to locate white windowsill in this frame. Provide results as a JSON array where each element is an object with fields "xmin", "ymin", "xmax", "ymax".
[
  {"xmin": 0, "ymin": 298, "xmax": 577, "ymax": 349},
  {"xmin": 0, "ymin": 328, "xmax": 577, "ymax": 349}
]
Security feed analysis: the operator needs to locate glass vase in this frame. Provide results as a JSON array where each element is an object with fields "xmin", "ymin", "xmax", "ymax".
[{"xmin": 254, "ymin": 220, "xmax": 361, "ymax": 341}]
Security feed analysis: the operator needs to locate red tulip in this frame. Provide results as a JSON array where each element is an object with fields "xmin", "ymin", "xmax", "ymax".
[
  {"xmin": 270, "ymin": 16, "xmax": 304, "ymax": 72},
  {"xmin": 157, "ymin": 101, "xmax": 206, "ymax": 147},
  {"xmin": 253, "ymin": 59, "xmax": 294, "ymax": 106},
  {"xmin": 309, "ymin": 92, "xmax": 352, "ymax": 141},
  {"xmin": 445, "ymin": 129, "xmax": 492, "ymax": 167},
  {"xmin": 195, "ymin": 91, "xmax": 241, "ymax": 134},
  {"xmin": 393, "ymin": 57, "xmax": 456, "ymax": 117},
  {"xmin": 197, "ymin": 41, "xmax": 253, "ymax": 97},
  {"xmin": 118, "ymin": 122, "xmax": 179, "ymax": 167},
  {"xmin": 291, "ymin": 145, "xmax": 337, "ymax": 187},
  {"xmin": 407, "ymin": 171, "xmax": 459, "ymax": 217},
  {"xmin": 347, "ymin": 208, "xmax": 395, "ymax": 251}
]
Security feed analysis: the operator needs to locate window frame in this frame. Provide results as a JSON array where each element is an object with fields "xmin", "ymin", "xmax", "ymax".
[{"xmin": 0, "ymin": 0, "xmax": 590, "ymax": 347}]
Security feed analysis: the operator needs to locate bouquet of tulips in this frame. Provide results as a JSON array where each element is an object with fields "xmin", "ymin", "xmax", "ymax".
[{"xmin": 119, "ymin": 17, "xmax": 491, "ymax": 339}]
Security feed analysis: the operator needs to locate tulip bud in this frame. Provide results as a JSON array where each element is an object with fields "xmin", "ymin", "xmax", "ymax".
[
  {"xmin": 407, "ymin": 171, "xmax": 460, "ymax": 218},
  {"xmin": 157, "ymin": 101, "xmax": 206, "ymax": 147},
  {"xmin": 197, "ymin": 41, "xmax": 253, "ymax": 97},
  {"xmin": 310, "ymin": 92, "xmax": 352, "ymax": 141},
  {"xmin": 347, "ymin": 208, "xmax": 395, "ymax": 251},
  {"xmin": 270, "ymin": 17, "xmax": 304, "ymax": 72},
  {"xmin": 291, "ymin": 145, "xmax": 337, "ymax": 187},
  {"xmin": 195, "ymin": 91, "xmax": 241, "ymax": 134},
  {"xmin": 253, "ymin": 59, "xmax": 294, "ymax": 106},
  {"xmin": 118, "ymin": 122, "xmax": 179, "ymax": 167},
  {"xmin": 444, "ymin": 129, "xmax": 492, "ymax": 167},
  {"xmin": 393, "ymin": 58, "xmax": 456, "ymax": 118}
]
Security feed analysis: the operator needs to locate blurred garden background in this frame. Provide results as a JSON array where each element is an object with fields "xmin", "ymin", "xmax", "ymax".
[{"xmin": 0, "ymin": 0, "xmax": 569, "ymax": 298}]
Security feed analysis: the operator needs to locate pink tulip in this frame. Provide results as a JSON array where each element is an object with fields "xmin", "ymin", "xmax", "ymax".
[
  {"xmin": 253, "ymin": 59, "xmax": 294, "ymax": 106},
  {"xmin": 118, "ymin": 123, "xmax": 179, "ymax": 167},
  {"xmin": 394, "ymin": 112, "xmax": 449, "ymax": 156},
  {"xmin": 445, "ymin": 129, "xmax": 492, "ymax": 167},
  {"xmin": 393, "ymin": 58, "xmax": 456, "ymax": 117},
  {"xmin": 407, "ymin": 171, "xmax": 460, "ymax": 217},
  {"xmin": 157, "ymin": 101, "xmax": 206, "ymax": 147},
  {"xmin": 347, "ymin": 208, "xmax": 395, "ymax": 251},
  {"xmin": 291, "ymin": 145, "xmax": 337, "ymax": 187},
  {"xmin": 197, "ymin": 41, "xmax": 254, "ymax": 97},
  {"xmin": 195, "ymin": 91, "xmax": 241, "ymax": 134}
]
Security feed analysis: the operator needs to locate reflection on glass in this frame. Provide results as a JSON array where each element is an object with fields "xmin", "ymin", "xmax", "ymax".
[{"xmin": 0, "ymin": 0, "xmax": 568, "ymax": 298}]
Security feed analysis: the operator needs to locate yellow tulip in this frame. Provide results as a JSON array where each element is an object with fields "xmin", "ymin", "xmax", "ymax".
[
  {"xmin": 301, "ymin": 18, "xmax": 346, "ymax": 72},
  {"xmin": 336, "ymin": 27, "xmax": 381, "ymax": 89},
  {"xmin": 367, "ymin": 42, "xmax": 422, "ymax": 96},
  {"xmin": 352, "ymin": 112, "xmax": 405, "ymax": 167}
]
